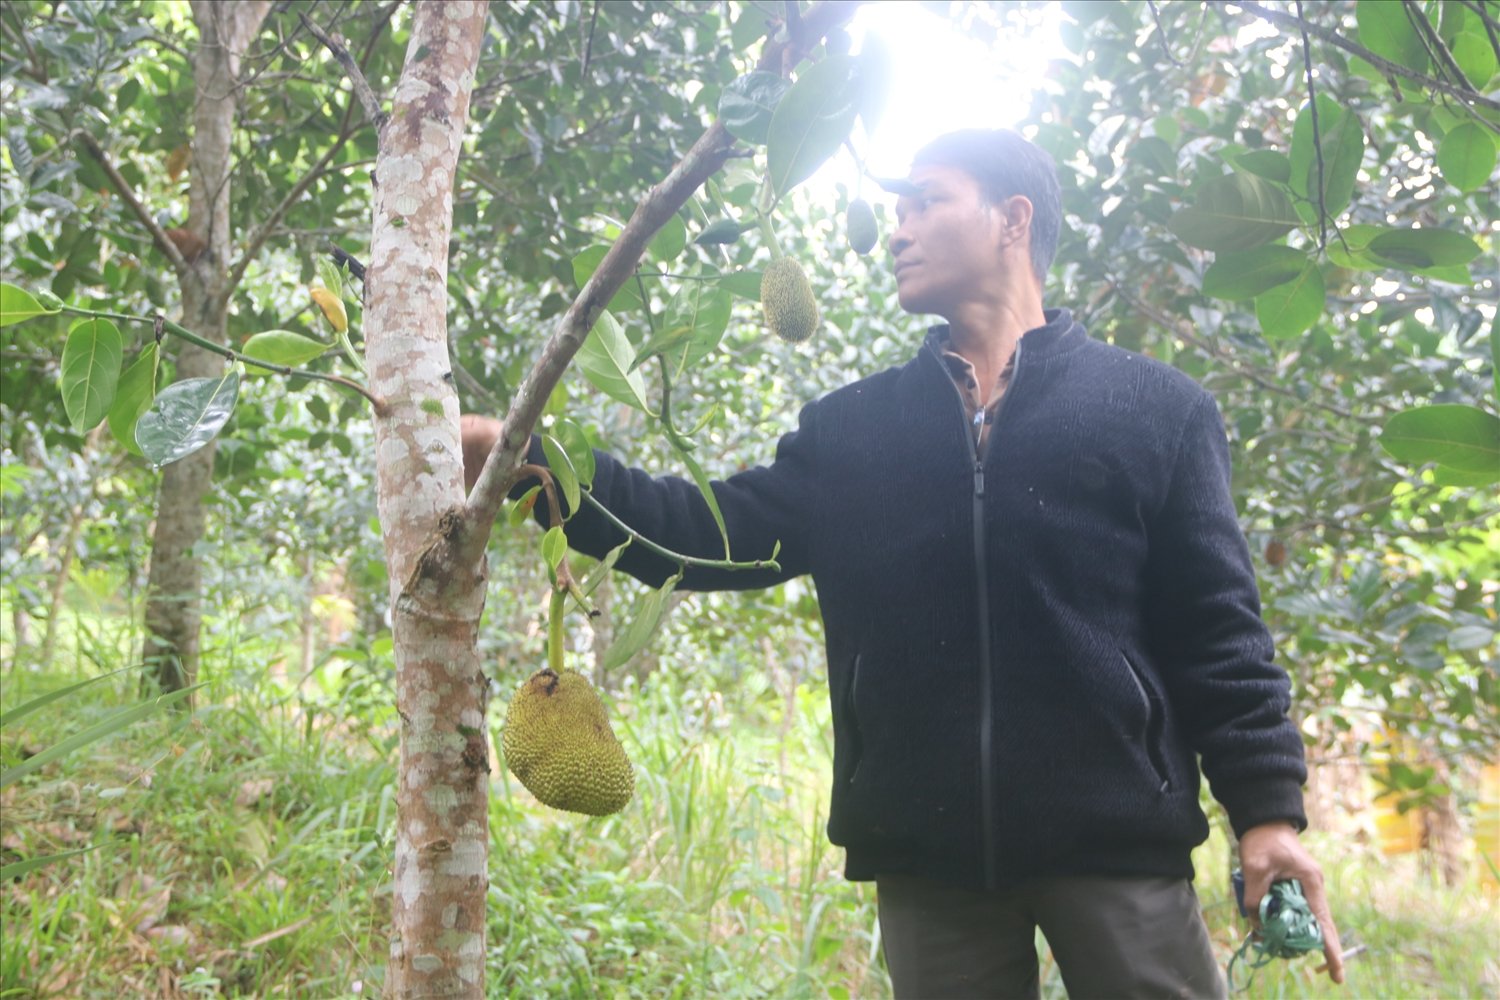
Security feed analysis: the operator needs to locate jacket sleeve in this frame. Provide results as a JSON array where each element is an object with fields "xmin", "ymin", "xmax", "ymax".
[
  {"xmin": 518, "ymin": 401, "xmax": 821, "ymax": 592},
  {"xmin": 1145, "ymin": 391, "xmax": 1307, "ymax": 837}
]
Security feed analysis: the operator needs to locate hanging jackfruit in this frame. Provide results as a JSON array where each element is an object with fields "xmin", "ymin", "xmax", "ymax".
[
  {"xmin": 502, "ymin": 667, "xmax": 634, "ymax": 816},
  {"xmin": 845, "ymin": 199, "xmax": 878, "ymax": 255},
  {"xmin": 760, "ymin": 257, "xmax": 819, "ymax": 344}
]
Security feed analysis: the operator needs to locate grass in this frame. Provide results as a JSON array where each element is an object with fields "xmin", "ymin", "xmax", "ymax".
[{"xmin": 2, "ymin": 622, "xmax": 1497, "ymax": 998}]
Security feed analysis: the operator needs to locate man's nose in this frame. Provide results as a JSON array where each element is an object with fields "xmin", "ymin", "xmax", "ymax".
[{"xmin": 888, "ymin": 223, "xmax": 912, "ymax": 258}]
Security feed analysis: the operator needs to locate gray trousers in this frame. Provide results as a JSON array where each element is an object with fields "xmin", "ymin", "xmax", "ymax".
[{"xmin": 876, "ymin": 874, "xmax": 1227, "ymax": 1000}]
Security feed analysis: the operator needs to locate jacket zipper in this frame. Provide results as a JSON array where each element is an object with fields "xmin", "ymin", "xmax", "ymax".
[{"xmin": 926, "ymin": 337, "xmax": 1024, "ymax": 890}]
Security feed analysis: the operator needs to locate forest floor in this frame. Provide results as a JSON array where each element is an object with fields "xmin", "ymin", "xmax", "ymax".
[{"xmin": 2, "ymin": 654, "xmax": 1497, "ymax": 999}]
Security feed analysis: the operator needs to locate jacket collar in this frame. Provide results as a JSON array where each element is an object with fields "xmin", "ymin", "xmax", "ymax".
[{"xmin": 920, "ymin": 307, "xmax": 1086, "ymax": 370}]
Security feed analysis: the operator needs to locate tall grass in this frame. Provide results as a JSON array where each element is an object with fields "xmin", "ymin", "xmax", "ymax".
[{"xmin": 3, "ymin": 623, "xmax": 1497, "ymax": 998}]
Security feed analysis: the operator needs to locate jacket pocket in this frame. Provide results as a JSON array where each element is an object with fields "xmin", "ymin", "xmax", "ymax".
[
  {"xmin": 1120, "ymin": 651, "xmax": 1171, "ymax": 793},
  {"xmin": 845, "ymin": 653, "xmax": 864, "ymax": 785}
]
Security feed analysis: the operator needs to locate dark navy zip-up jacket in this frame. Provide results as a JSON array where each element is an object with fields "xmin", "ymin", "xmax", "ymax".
[{"xmin": 531, "ymin": 307, "xmax": 1307, "ymax": 890}]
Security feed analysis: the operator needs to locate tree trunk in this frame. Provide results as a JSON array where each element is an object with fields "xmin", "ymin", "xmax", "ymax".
[
  {"xmin": 141, "ymin": 0, "xmax": 270, "ymax": 696},
  {"xmin": 364, "ymin": 4, "xmax": 490, "ymax": 995}
]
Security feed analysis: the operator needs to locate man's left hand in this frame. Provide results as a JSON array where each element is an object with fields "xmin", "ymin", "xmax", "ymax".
[{"xmin": 1239, "ymin": 821, "xmax": 1345, "ymax": 985}]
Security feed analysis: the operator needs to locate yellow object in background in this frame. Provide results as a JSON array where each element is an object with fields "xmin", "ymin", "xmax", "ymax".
[
  {"xmin": 1479, "ymin": 762, "xmax": 1500, "ymax": 894},
  {"xmin": 1374, "ymin": 792, "xmax": 1424, "ymax": 856}
]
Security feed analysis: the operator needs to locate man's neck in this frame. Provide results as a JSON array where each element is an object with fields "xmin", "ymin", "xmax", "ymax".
[{"xmin": 943, "ymin": 293, "xmax": 1048, "ymax": 395}]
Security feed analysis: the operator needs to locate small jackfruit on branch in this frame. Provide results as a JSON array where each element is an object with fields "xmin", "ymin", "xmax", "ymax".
[
  {"xmin": 845, "ymin": 198, "xmax": 878, "ymax": 255},
  {"xmin": 501, "ymin": 667, "xmax": 635, "ymax": 817},
  {"xmin": 760, "ymin": 257, "xmax": 819, "ymax": 344}
]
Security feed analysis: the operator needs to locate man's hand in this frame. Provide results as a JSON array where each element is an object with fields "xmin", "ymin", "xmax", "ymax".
[
  {"xmin": 460, "ymin": 414, "xmax": 504, "ymax": 492},
  {"xmin": 1239, "ymin": 821, "xmax": 1345, "ymax": 984}
]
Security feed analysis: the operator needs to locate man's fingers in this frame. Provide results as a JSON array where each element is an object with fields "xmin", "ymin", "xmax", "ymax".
[{"xmin": 1305, "ymin": 882, "xmax": 1345, "ymax": 985}]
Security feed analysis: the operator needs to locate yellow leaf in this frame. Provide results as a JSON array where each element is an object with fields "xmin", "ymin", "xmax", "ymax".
[{"xmin": 309, "ymin": 285, "xmax": 348, "ymax": 334}]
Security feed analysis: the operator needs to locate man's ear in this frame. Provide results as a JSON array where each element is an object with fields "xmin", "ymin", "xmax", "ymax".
[{"xmin": 998, "ymin": 195, "xmax": 1034, "ymax": 250}]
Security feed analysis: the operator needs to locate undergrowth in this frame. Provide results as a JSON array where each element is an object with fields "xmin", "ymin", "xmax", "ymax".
[{"xmin": 2, "ymin": 637, "xmax": 1497, "ymax": 998}]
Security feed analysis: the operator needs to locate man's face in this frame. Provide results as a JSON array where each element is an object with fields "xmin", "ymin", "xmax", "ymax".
[{"xmin": 889, "ymin": 164, "xmax": 1006, "ymax": 317}]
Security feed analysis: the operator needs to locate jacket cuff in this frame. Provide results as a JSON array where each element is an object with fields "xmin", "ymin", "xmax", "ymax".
[{"xmin": 1221, "ymin": 777, "xmax": 1308, "ymax": 839}]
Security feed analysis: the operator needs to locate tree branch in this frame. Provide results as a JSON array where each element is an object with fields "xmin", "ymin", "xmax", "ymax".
[
  {"xmin": 1230, "ymin": 0, "xmax": 1500, "ymax": 116},
  {"xmin": 462, "ymin": 0, "xmax": 864, "ymax": 548},
  {"xmin": 74, "ymin": 132, "xmax": 189, "ymax": 275},
  {"xmin": 297, "ymin": 8, "xmax": 387, "ymax": 131},
  {"xmin": 1294, "ymin": 0, "xmax": 1327, "ymax": 251},
  {"xmin": 1402, "ymin": 0, "xmax": 1471, "ymax": 90}
]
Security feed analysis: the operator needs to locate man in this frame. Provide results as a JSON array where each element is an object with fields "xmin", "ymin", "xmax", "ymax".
[{"xmin": 464, "ymin": 128, "xmax": 1343, "ymax": 998}]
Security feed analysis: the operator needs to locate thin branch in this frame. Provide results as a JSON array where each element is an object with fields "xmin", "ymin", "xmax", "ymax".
[
  {"xmin": 74, "ymin": 132, "xmax": 189, "ymax": 275},
  {"xmin": 1294, "ymin": 0, "xmax": 1327, "ymax": 251},
  {"xmin": 1458, "ymin": 0, "xmax": 1500, "ymax": 63},
  {"xmin": 581, "ymin": 0, "xmax": 600, "ymax": 79},
  {"xmin": 462, "ymin": 0, "xmax": 864, "ymax": 551},
  {"xmin": 1148, "ymin": 0, "xmax": 1183, "ymax": 66},
  {"xmin": 1402, "ymin": 0, "xmax": 1471, "ymax": 90},
  {"xmin": 1229, "ymin": 0, "xmax": 1500, "ymax": 116},
  {"xmin": 297, "ymin": 9, "xmax": 387, "ymax": 131},
  {"xmin": 58, "ymin": 305, "xmax": 385, "ymax": 412},
  {"xmin": 578, "ymin": 490, "xmax": 782, "ymax": 573}
]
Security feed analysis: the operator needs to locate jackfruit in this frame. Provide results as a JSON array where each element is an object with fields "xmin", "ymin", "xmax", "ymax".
[
  {"xmin": 845, "ymin": 199, "xmax": 878, "ymax": 255},
  {"xmin": 502, "ymin": 667, "xmax": 634, "ymax": 816},
  {"xmin": 760, "ymin": 257, "xmax": 819, "ymax": 344}
]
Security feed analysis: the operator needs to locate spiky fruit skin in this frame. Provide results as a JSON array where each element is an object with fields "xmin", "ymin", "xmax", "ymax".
[
  {"xmin": 846, "ymin": 199, "xmax": 878, "ymax": 255},
  {"xmin": 760, "ymin": 257, "xmax": 820, "ymax": 344},
  {"xmin": 502, "ymin": 668, "xmax": 634, "ymax": 816}
]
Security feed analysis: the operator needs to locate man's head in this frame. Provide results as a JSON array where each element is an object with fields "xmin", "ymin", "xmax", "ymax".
[{"xmin": 889, "ymin": 129, "xmax": 1062, "ymax": 318}]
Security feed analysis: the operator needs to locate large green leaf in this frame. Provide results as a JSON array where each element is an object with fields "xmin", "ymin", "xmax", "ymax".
[
  {"xmin": 853, "ymin": 32, "xmax": 894, "ymax": 132},
  {"xmin": 650, "ymin": 281, "xmax": 731, "ymax": 377},
  {"xmin": 0, "ymin": 282, "xmax": 57, "ymax": 327},
  {"xmin": 1168, "ymin": 174, "xmax": 1299, "ymax": 252},
  {"xmin": 1450, "ymin": 26, "xmax": 1499, "ymax": 88},
  {"xmin": 107, "ymin": 343, "xmax": 159, "ymax": 456},
  {"xmin": 1202, "ymin": 246, "xmax": 1309, "ymax": 300},
  {"xmin": 541, "ymin": 434, "xmax": 581, "ymax": 518},
  {"xmin": 553, "ymin": 417, "xmax": 595, "ymax": 488},
  {"xmin": 60, "ymin": 317, "xmax": 123, "ymax": 431},
  {"xmin": 1356, "ymin": 0, "xmax": 1429, "ymax": 73},
  {"xmin": 716, "ymin": 269, "xmax": 762, "ymax": 301},
  {"xmin": 647, "ymin": 214, "xmax": 687, "ymax": 264},
  {"xmin": 718, "ymin": 71, "xmax": 788, "ymax": 145},
  {"xmin": 240, "ymin": 330, "xmax": 330, "ymax": 374},
  {"xmin": 674, "ymin": 445, "xmax": 730, "ymax": 561},
  {"xmin": 136, "ymin": 371, "xmax": 241, "ymax": 467},
  {"xmin": 1379, "ymin": 404, "xmax": 1500, "ymax": 478},
  {"xmin": 1436, "ymin": 124, "xmax": 1497, "ymax": 193},
  {"xmin": 1254, "ymin": 265, "xmax": 1325, "ymax": 340},
  {"xmin": 575, "ymin": 311, "xmax": 651, "ymax": 413},
  {"xmin": 1230, "ymin": 149, "xmax": 1291, "ymax": 184},
  {"xmin": 600, "ymin": 572, "xmax": 681, "ymax": 672},
  {"xmin": 1289, "ymin": 97, "xmax": 1365, "ymax": 222},
  {"xmin": 767, "ymin": 55, "xmax": 862, "ymax": 198},
  {"xmin": 1366, "ymin": 228, "xmax": 1483, "ymax": 270},
  {"xmin": 571, "ymin": 246, "xmax": 645, "ymax": 313}
]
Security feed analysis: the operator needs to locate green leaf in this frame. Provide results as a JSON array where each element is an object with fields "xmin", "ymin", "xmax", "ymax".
[
  {"xmin": 553, "ymin": 417, "xmax": 595, "ymax": 488},
  {"xmin": 853, "ymin": 32, "xmax": 894, "ymax": 132},
  {"xmin": 571, "ymin": 246, "xmax": 644, "ymax": 313},
  {"xmin": 719, "ymin": 71, "xmax": 788, "ymax": 146},
  {"xmin": 1436, "ymin": 123, "xmax": 1497, "ymax": 193},
  {"xmin": 1289, "ymin": 97, "xmax": 1365, "ymax": 222},
  {"xmin": 1202, "ymin": 246, "xmax": 1309, "ymax": 301},
  {"xmin": 1367, "ymin": 228, "xmax": 1483, "ymax": 270},
  {"xmin": 136, "ymin": 371, "xmax": 240, "ymax": 467},
  {"xmin": 659, "ymin": 282, "xmax": 731, "ymax": 376},
  {"xmin": 575, "ymin": 311, "xmax": 651, "ymax": 413},
  {"xmin": 1451, "ymin": 27, "xmax": 1499, "ymax": 88},
  {"xmin": 767, "ymin": 55, "xmax": 862, "ymax": 198},
  {"xmin": 240, "ymin": 330, "xmax": 330, "ymax": 374},
  {"xmin": 117, "ymin": 78, "xmax": 140, "ymax": 112},
  {"xmin": 581, "ymin": 540, "xmax": 631, "ymax": 598},
  {"xmin": 541, "ymin": 434, "xmax": 581, "ymax": 518},
  {"xmin": 508, "ymin": 485, "xmax": 541, "ymax": 527},
  {"xmin": 1357, "ymin": 0, "xmax": 1429, "ymax": 73},
  {"xmin": 0, "ymin": 687, "xmax": 200, "ymax": 788},
  {"xmin": 600, "ymin": 573, "xmax": 681, "ymax": 672},
  {"xmin": 1449, "ymin": 624, "xmax": 1496, "ymax": 652},
  {"xmin": 107, "ymin": 343, "xmax": 159, "ymax": 456},
  {"xmin": 1230, "ymin": 149, "xmax": 1291, "ymax": 184},
  {"xmin": 1490, "ymin": 309, "xmax": 1498, "ymax": 409},
  {"xmin": 1254, "ymin": 265, "xmax": 1325, "ymax": 340},
  {"xmin": 541, "ymin": 525, "xmax": 567, "ymax": 572},
  {"xmin": 674, "ymin": 446, "xmax": 730, "ymax": 561},
  {"xmin": 0, "ymin": 846, "xmax": 101, "ymax": 882},
  {"xmin": 694, "ymin": 219, "xmax": 744, "ymax": 246},
  {"xmin": 647, "ymin": 214, "xmax": 687, "ymax": 264},
  {"xmin": 716, "ymin": 269, "xmax": 762, "ymax": 301},
  {"xmin": 0, "ymin": 282, "xmax": 56, "ymax": 326},
  {"xmin": 0, "ymin": 666, "xmax": 134, "ymax": 727},
  {"xmin": 60, "ymin": 317, "xmax": 123, "ymax": 431},
  {"xmin": 1326, "ymin": 223, "xmax": 1386, "ymax": 269},
  {"xmin": 1168, "ymin": 173, "xmax": 1300, "ymax": 252},
  {"xmin": 1380, "ymin": 404, "xmax": 1500, "ymax": 476}
]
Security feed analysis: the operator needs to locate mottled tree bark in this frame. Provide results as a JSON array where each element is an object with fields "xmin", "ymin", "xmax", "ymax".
[
  {"xmin": 364, "ymin": 4, "xmax": 490, "ymax": 996},
  {"xmin": 141, "ymin": 0, "xmax": 270, "ymax": 695}
]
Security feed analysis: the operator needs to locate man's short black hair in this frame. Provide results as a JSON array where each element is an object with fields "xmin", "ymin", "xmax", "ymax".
[{"xmin": 912, "ymin": 128, "xmax": 1062, "ymax": 286}]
